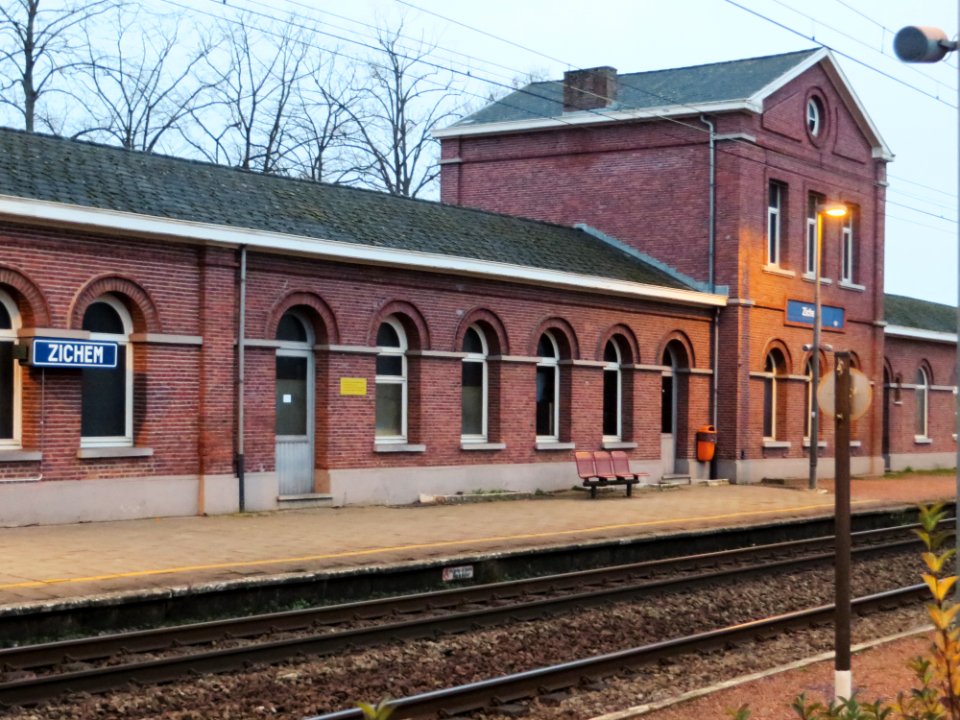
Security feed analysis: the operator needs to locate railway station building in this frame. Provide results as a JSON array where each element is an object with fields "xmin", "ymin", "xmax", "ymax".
[{"xmin": 0, "ymin": 48, "xmax": 954, "ymax": 526}]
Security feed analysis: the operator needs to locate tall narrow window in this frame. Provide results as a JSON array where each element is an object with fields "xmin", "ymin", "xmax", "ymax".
[
  {"xmin": 375, "ymin": 318, "xmax": 407, "ymax": 441},
  {"xmin": 841, "ymin": 209, "xmax": 855, "ymax": 283},
  {"xmin": 806, "ymin": 97, "xmax": 823, "ymax": 137},
  {"xmin": 767, "ymin": 181, "xmax": 783, "ymax": 266},
  {"xmin": 805, "ymin": 192, "xmax": 825, "ymax": 276},
  {"xmin": 81, "ymin": 296, "xmax": 133, "ymax": 446},
  {"xmin": 536, "ymin": 332, "xmax": 560, "ymax": 440},
  {"xmin": 915, "ymin": 367, "xmax": 929, "ymax": 439},
  {"xmin": 602, "ymin": 339, "xmax": 622, "ymax": 440},
  {"xmin": 461, "ymin": 325, "xmax": 488, "ymax": 441},
  {"xmin": 804, "ymin": 358, "xmax": 814, "ymax": 441},
  {"xmin": 0, "ymin": 290, "xmax": 19, "ymax": 446},
  {"xmin": 762, "ymin": 350, "xmax": 786, "ymax": 440}
]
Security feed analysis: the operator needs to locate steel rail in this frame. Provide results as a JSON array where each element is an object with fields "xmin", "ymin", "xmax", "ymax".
[
  {"xmin": 305, "ymin": 583, "xmax": 929, "ymax": 720},
  {"xmin": 0, "ymin": 533, "xmax": 919, "ymax": 708},
  {"xmin": 0, "ymin": 522, "xmax": 917, "ymax": 672}
]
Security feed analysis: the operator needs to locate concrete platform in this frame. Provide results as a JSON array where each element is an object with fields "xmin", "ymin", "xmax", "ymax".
[{"xmin": 0, "ymin": 476, "xmax": 954, "ymax": 611}]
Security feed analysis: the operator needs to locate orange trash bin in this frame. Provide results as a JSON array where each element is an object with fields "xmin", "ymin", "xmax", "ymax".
[{"xmin": 696, "ymin": 424, "xmax": 717, "ymax": 462}]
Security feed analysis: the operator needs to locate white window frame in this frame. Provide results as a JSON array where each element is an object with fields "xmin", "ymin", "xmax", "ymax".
[
  {"xmin": 841, "ymin": 213, "xmax": 854, "ymax": 284},
  {"xmin": 275, "ymin": 310, "xmax": 315, "ymax": 441},
  {"xmin": 762, "ymin": 352, "xmax": 783, "ymax": 441},
  {"xmin": 0, "ymin": 288, "xmax": 21, "ymax": 449},
  {"xmin": 602, "ymin": 339, "xmax": 623, "ymax": 442},
  {"xmin": 375, "ymin": 316, "xmax": 408, "ymax": 444},
  {"xmin": 915, "ymin": 367, "xmax": 930, "ymax": 440},
  {"xmin": 461, "ymin": 324, "xmax": 488, "ymax": 443},
  {"xmin": 536, "ymin": 331, "xmax": 560, "ymax": 442},
  {"xmin": 807, "ymin": 97, "xmax": 822, "ymax": 137},
  {"xmin": 805, "ymin": 194, "xmax": 818, "ymax": 277},
  {"xmin": 767, "ymin": 181, "xmax": 782, "ymax": 267},
  {"xmin": 803, "ymin": 358, "xmax": 813, "ymax": 442},
  {"xmin": 80, "ymin": 294, "xmax": 134, "ymax": 448}
]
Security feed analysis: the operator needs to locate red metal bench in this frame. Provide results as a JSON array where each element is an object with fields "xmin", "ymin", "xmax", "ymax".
[{"xmin": 574, "ymin": 450, "xmax": 648, "ymax": 498}]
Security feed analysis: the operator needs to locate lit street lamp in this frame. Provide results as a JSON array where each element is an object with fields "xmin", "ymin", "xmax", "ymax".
[
  {"xmin": 894, "ymin": 19, "xmax": 960, "ymax": 582},
  {"xmin": 809, "ymin": 202, "xmax": 848, "ymax": 492}
]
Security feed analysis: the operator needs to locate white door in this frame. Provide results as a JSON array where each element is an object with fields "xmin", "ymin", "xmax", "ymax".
[{"xmin": 275, "ymin": 314, "xmax": 315, "ymax": 496}]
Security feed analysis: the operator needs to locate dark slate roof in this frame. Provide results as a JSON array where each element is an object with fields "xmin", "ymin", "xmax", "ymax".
[
  {"xmin": 885, "ymin": 294, "xmax": 957, "ymax": 333},
  {"xmin": 0, "ymin": 127, "xmax": 690, "ymax": 290},
  {"xmin": 455, "ymin": 49, "xmax": 821, "ymax": 127}
]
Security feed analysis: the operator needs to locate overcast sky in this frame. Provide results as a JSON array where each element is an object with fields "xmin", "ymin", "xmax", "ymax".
[{"xmin": 170, "ymin": 1, "xmax": 960, "ymax": 305}]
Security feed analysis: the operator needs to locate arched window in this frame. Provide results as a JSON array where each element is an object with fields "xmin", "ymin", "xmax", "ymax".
[
  {"xmin": 0, "ymin": 289, "xmax": 20, "ymax": 447},
  {"xmin": 763, "ymin": 349, "xmax": 787, "ymax": 440},
  {"xmin": 915, "ymin": 367, "xmax": 929, "ymax": 439},
  {"xmin": 461, "ymin": 325, "xmax": 488, "ymax": 441},
  {"xmin": 81, "ymin": 296, "xmax": 133, "ymax": 446},
  {"xmin": 603, "ymin": 338, "xmax": 623, "ymax": 440},
  {"xmin": 536, "ymin": 332, "xmax": 560, "ymax": 441},
  {"xmin": 376, "ymin": 317, "xmax": 407, "ymax": 441}
]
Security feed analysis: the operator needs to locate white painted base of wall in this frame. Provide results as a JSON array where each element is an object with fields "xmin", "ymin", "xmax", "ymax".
[
  {"xmin": 888, "ymin": 452, "xmax": 957, "ymax": 473},
  {"xmin": 719, "ymin": 455, "xmax": 884, "ymax": 485}
]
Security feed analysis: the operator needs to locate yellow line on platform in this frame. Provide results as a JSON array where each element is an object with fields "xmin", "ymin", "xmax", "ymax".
[{"xmin": 0, "ymin": 500, "xmax": 860, "ymax": 590}]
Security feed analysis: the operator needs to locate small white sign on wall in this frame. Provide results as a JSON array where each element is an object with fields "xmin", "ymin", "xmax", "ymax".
[{"xmin": 282, "ymin": 394, "xmax": 293, "ymax": 404}]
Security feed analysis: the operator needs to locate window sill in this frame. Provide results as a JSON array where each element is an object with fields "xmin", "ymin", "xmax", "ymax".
[
  {"xmin": 535, "ymin": 441, "xmax": 576, "ymax": 451},
  {"xmin": 762, "ymin": 440, "xmax": 791, "ymax": 449},
  {"xmin": 914, "ymin": 436, "xmax": 933, "ymax": 445},
  {"xmin": 801, "ymin": 274, "xmax": 832, "ymax": 285},
  {"xmin": 374, "ymin": 443, "xmax": 426, "ymax": 453},
  {"xmin": 801, "ymin": 439, "xmax": 827, "ymax": 449},
  {"xmin": 762, "ymin": 265, "xmax": 796, "ymax": 278},
  {"xmin": 77, "ymin": 446, "xmax": 153, "ymax": 459},
  {"xmin": 461, "ymin": 442, "xmax": 506, "ymax": 451},
  {"xmin": 0, "ymin": 449, "xmax": 42, "ymax": 462},
  {"xmin": 838, "ymin": 280, "xmax": 865, "ymax": 292},
  {"xmin": 602, "ymin": 440, "xmax": 638, "ymax": 450}
]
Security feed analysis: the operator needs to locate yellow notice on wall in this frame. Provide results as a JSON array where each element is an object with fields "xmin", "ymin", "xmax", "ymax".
[{"xmin": 339, "ymin": 377, "xmax": 367, "ymax": 396}]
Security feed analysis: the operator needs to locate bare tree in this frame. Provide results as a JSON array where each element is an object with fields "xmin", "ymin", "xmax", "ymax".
[
  {"xmin": 189, "ymin": 15, "xmax": 309, "ymax": 174},
  {"xmin": 74, "ymin": 8, "xmax": 217, "ymax": 152},
  {"xmin": 338, "ymin": 21, "xmax": 461, "ymax": 198},
  {"xmin": 286, "ymin": 48, "xmax": 364, "ymax": 184},
  {"xmin": 0, "ymin": 0, "xmax": 115, "ymax": 133}
]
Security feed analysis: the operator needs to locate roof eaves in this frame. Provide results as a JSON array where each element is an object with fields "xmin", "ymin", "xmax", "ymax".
[
  {"xmin": 432, "ymin": 99, "xmax": 760, "ymax": 139},
  {"xmin": 0, "ymin": 193, "xmax": 728, "ymax": 308}
]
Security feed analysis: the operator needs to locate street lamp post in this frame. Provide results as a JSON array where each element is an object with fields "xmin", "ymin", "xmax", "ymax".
[
  {"xmin": 894, "ymin": 19, "xmax": 960, "ymax": 582},
  {"xmin": 809, "ymin": 203, "xmax": 848, "ymax": 491}
]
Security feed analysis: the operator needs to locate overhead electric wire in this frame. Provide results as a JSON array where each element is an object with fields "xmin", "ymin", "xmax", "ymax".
[{"xmin": 159, "ymin": 0, "xmax": 959, "ymax": 241}]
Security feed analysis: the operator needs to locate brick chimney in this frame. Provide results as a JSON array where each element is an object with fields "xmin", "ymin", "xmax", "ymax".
[{"xmin": 563, "ymin": 66, "xmax": 618, "ymax": 112}]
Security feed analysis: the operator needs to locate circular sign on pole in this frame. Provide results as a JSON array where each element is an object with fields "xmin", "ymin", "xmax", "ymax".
[{"xmin": 817, "ymin": 367, "xmax": 872, "ymax": 420}]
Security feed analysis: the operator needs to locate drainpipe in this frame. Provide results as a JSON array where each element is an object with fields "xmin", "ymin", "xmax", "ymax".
[
  {"xmin": 237, "ymin": 246, "xmax": 247, "ymax": 512},
  {"xmin": 701, "ymin": 115, "xmax": 719, "ymax": 479}
]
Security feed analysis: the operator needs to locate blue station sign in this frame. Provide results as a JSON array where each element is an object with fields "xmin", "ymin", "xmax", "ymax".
[
  {"xmin": 31, "ymin": 338, "xmax": 118, "ymax": 369},
  {"xmin": 786, "ymin": 300, "xmax": 845, "ymax": 331}
]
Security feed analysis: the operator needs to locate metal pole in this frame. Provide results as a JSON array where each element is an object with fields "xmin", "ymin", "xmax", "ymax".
[
  {"xmin": 809, "ymin": 211, "xmax": 824, "ymax": 490},
  {"xmin": 834, "ymin": 351, "xmax": 852, "ymax": 700},
  {"xmin": 955, "ymin": 8, "xmax": 960, "ymax": 584}
]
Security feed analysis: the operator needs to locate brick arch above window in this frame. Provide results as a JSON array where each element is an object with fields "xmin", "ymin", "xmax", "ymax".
[
  {"xmin": 266, "ymin": 292, "xmax": 339, "ymax": 345},
  {"xmin": 69, "ymin": 276, "xmax": 161, "ymax": 333},
  {"xmin": 370, "ymin": 300, "xmax": 429, "ymax": 351},
  {"xmin": 453, "ymin": 308, "xmax": 508, "ymax": 356},
  {"xmin": 0, "ymin": 266, "xmax": 50, "ymax": 327},
  {"xmin": 596, "ymin": 324, "xmax": 639, "ymax": 365},
  {"xmin": 529, "ymin": 317, "xmax": 578, "ymax": 359},
  {"xmin": 656, "ymin": 331, "xmax": 695, "ymax": 369},
  {"xmin": 759, "ymin": 339, "xmax": 793, "ymax": 374}
]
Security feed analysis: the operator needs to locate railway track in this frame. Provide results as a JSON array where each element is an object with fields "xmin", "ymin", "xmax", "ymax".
[
  {"xmin": 0, "ymin": 521, "xmax": 922, "ymax": 708},
  {"xmin": 306, "ymin": 583, "xmax": 929, "ymax": 720}
]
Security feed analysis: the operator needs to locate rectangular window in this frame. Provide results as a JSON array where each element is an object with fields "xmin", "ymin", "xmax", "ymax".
[
  {"xmin": 762, "ymin": 376, "xmax": 774, "ymax": 439},
  {"xmin": 461, "ymin": 361, "xmax": 484, "ymax": 436},
  {"xmin": 603, "ymin": 368, "xmax": 620, "ymax": 438},
  {"xmin": 0, "ymin": 342, "xmax": 12, "ymax": 439},
  {"xmin": 81, "ymin": 351, "xmax": 127, "ymax": 437},
  {"xmin": 660, "ymin": 375, "xmax": 673, "ymax": 434},
  {"xmin": 536, "ymin": 365, "xmax": 556, "ymax": 438},
  {"xmin": 275, "ymin": 356, "xmax": 308, "ymax": 436},
  {"xmin": 805, "ymin": 192, "xmax": 825, "ymax": 276},
  {"xmin": 767, "ymin": 182, "xmax": 783, "ymax": 266},
  {"xmin": 375, "ymin": 382, "xmax": 403, "ymax": 437},
  {"xmin": 841, "ymin": 207, "xmax": 857, "ymax": 283}
]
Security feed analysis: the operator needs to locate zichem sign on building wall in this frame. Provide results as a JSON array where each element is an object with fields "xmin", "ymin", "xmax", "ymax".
[
  {"xmin": 30, "ymin": 338, "xmax": 118, "ymax": 368},
  {"xmin": 785, "ymin": 300, "xmax": 845, "ymax": 331}
]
